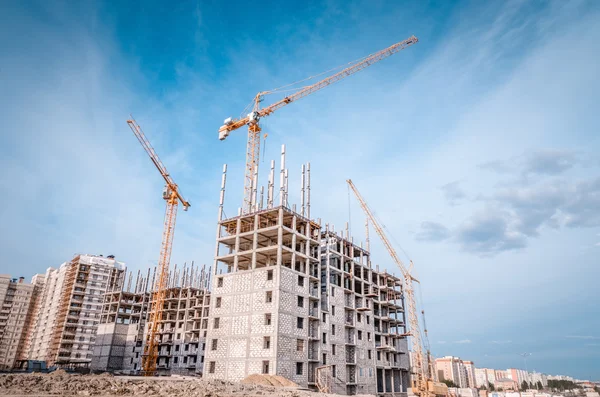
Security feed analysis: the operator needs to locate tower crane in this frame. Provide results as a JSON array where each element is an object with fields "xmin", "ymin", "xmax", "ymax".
[
  {"xmin": 127, "ymin": 117, "xmax": 190, "ymax": 375},
  {"xmin": 219, "ymin": 36, "xmax": 418, "ymax": 214},
  {"xmin": 346, "ymin": 179, "xmax": 446, "ymax": 397}
]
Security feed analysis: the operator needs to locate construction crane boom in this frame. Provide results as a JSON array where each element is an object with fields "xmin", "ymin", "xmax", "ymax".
[
  {"xmin": 127, "ymin": 117, "xmax": 190, "ymax": 375},
  {"xmin": 346, "ymin": 179, "xmax": 435, "ymax": 397},
  {"xmin": 219, "ymin": 36, "xmax": 418, "ymax": 214}
]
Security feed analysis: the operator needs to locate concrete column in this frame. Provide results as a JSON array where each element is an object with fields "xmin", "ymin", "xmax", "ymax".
[
  {"xmin": 233, "ymin": 218, "xmax": 242, "ymax": 272},
  {"xmin": 252, "ymin": 213, "xmax": 259, "ymax": 269},
  {"xmin": 276, "ymin": 208, "xmax": 284, "ymax": 266}
]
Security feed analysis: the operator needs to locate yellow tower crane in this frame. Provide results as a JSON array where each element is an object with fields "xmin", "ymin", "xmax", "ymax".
[
  {"xmin": 346, "ymin": 179, "xmax": 447, "ymax": 397},
  {"xmin": 218, "ymin": 36, "xmax": 418, "ymax": 213},
  {"xmin": 127, "ymin": 117, "xmax": 190, "ymax": 375}
]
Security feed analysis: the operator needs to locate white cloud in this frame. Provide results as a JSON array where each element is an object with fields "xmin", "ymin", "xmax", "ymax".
[
  {"xmin": 565, "ymin": 335, "xmax": 600, "ymax": 340},
  {"xmin": 454, "ymin": 339, "xmax": 472, "ymax": 344},
  {"xmin": 490, "ymin": 340, "xmax": 512, "ymax": 344}
]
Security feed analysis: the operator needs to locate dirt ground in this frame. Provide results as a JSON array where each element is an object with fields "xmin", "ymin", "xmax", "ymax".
[{"xmin": 0, "ymin": 371, "xmax": 369, "ymax": 397}]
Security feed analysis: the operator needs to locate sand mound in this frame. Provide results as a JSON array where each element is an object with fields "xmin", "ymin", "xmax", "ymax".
[
  {"xmin": 241, "ymin": 374, "xmax": 298, "ymax": 387},
  {"xmin": 0, "ymin": 372, "xmax": 308, "ymax": 396}
]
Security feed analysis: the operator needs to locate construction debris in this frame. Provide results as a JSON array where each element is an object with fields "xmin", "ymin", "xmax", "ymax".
[{"xmin": 0, "ymin": 372, "xmax": 369, "ymax": 397}]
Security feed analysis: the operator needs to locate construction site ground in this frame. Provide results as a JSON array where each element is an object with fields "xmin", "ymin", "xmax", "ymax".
[{"xmin": 0, "ymin": 371, "xmax": 375, "ymax": 397}]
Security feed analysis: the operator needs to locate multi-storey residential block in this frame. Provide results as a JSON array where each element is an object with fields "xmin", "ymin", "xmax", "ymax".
[
  {"xmin": 0, "ymin": 275, "xmax": 43, "ymax": 369},
  {"xmin": 93, "ymin": 264, "xmax": 212, "ymax": 376},
  {"xmin": 202, "ymin": 152, "xmax": 409, "ymax": 396},
  {"xmin": 436, "ymin": 356, "xmax": 469, "ymax": 388},
  {"xmin": 29, "ymin": 254, "xmax": 125, "ymax": 367},
  {"xmin": 464, "ymin": 361, "xmax": 476, "ymax": 388},
  {"xmin": 203, "ymin": 203, "xmax": 409, "ymax": 395}
]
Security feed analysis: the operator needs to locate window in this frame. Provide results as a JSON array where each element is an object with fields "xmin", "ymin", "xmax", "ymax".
[
  {"xmin": 175, "ymin": 345, "xmax": 180, "ymax": 352},
  {"xmin": 322, "ymin": 333, "xmax": 326, "ymax": 343},
  {"xmin": 217, "ymin": 277, "xmax": 223, "ymax": 287},
  {"xmin": 322, "ymin": 353, "xmax": 327, "ymax": 365},
  {"xmin": 368, "ymin": 350, "xmax": 372, "ymax": 359},
  {"xmin": 366, "ymin": 315, "xmax": 370, "ymax": 325},
  {"xmin": 331, "ymin": 306, "xmax": 335, "ymax": 316},
  {"xmin": 331, "ymin": 325, "xmax": 335, "ymax": 335},
  {"xmin": 264, "ymin": 336, "xmax": 271, "ymax": 349},
  {"xmin": 176, "ymin": 333, "xmax": 181, "ymax": 339},
  {"xmin": 296, "ymin": 362, "xmax": 303, "ymax": 375},
  {"xmin": 267, "ymin": 270, "xmax": 273, "ymax": 280},
  {"xmin": 358, "ymin": 330, "xmax": 363, "ymax": 340},
  {"xmin": 297, "ymin": 296, "xmax": 304, "ymax": 308},
  {"xmin": 209, "ymin": 361, "xmax": 216, "ymax": 374},
  {"xmin": 183, "ymin": 357, "xmax": 188, "ymax": 364},
  {"xmin": 211, "ymin": 339, "xmax": 218, "ymax": 351},
  {"xmin": 377, "ymin": 351, "xmax": 381, "ymax": 360},
  {"xmin": 332, "ymin": 365, "xmax": 337, "ymax": 378},
  {"xmin": 262, "ymin": 361, "xmax": 269, "ymax": 374},
  {"xmin": 296, "ymin": 339, "xmax": 304, "ymax": 352},
  {"xmin": 332, "ymin": 344, "xmax": 336, "ymax": 355},
  {"xmin": 297, "ymin": 317, "xmax": 304, "ymax": 329},
  {"xmin": 357, "ymin": 313, "xmax": 362, "ymax": 323},
  {"xmin": 265, "ymin": 313, "xmax": 272, "ymax": 325},
  {"xmin": 331, "ymin": 287, "xmax": 335, "ymax": 297},
  {"xmin": 214, "ymin": 318, "xmax": 220, "ymax": 329},
  {"xmin": 322, "ymin": 313, "xmax": 326, "ymax": 322},
  {"xmin": 266, "ymin": 291, "xmax": 273, "ymax": 303},
  {"xmin": 367, "ymin": 332, "xmax": 371, "ymax": 341},
  {"xmin": 216, "ymin": 297, "xmax": 221, "ymax": 308},
  {"xmin": 298, "ymin": 275, "xmax": 304, "ymax": 287},
  {"xmin": 369, "ymin": 368, "xmax": 373, "ymax": 377},
  {"xmin": 174, "ymin": 357, "xmax": 179, "ymax": 364}
]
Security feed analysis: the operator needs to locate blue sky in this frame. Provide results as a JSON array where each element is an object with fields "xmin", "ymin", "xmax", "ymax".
[{"xmin": 1, "ymin": 0, "xmax": 599, "ymax": 379}]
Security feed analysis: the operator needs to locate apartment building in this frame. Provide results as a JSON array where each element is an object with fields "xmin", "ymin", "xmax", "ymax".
[
  {"xmin": 93, "ymin": 264, "xmax": 212, "ymax": 376},
  {"xmin": 435, "ymin": 356, "xmax": 469, "ymax": 388},
  {"xmin": 0, "ymin": 275, "xmax": 43, "ymax": 369},
  {"xmin": 29, "ymin": 254, "xmax": 125, "ymax": 367},
  {"xmin": 203, "ymin": 202, "xmax": 409, "ymax": 395}
]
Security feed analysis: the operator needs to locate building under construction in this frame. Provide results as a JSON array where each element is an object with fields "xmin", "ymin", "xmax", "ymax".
[
  {"xmin": 93, "ymin": 263, "xmax": 212, "ymax": 376},
  {"xmin": 202, "ymin": 146, "xmax": 410, "ymax": 396},
  {"xmin": 28, "ymin": 254, "xmax": 126, "ymax": 367}
]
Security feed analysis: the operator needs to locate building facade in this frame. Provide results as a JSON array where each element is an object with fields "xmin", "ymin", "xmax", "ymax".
[
  {"xmin": 29, "ymin": 254, "xmax": 125, "ymax": 367},
  {"xmin": 0, "ymin": 275, "xmax": 43, "ymax": 369},
  {"xmin": 202, "ymin": 203, "xmax": 409, "ymax": 396},
  {"xmin": 92, "ymin": 264, "xmax": 212, "ymax": 376}
]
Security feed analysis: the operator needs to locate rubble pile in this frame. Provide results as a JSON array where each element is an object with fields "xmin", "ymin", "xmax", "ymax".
[{"xmin": 0, "ymin": 371, "xmax": 310, "ymax": 397}]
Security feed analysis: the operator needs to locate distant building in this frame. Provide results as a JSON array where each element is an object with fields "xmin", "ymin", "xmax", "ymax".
[
  {"xmin": 486, "ymin": 368, "xmax": 498, "ymax": 386},
  {"xmin": 507, "ymin": 368, "xmax": 530, "ymax": 388},
  {"xmin": 476, "ymin": 368, "xmax": 492, "ymax": 388},
  {"xmin": 495, "ymin": 378, "xmax": 518, "ymax": 391},
  {"xmin": 530, "ymin": 371, "xmax": 548, "ymax": 387},
  {"xmin": 0, "ymin": 275, "xmax": 43, "ymax": 369},
  {"xmin": 458, "ymin": 388, "xmax": 480, "ymax": 397},
  {"xmin": 435, "ymin": 356, "xmax": 469, "ymax": 388},
  {"xmin": 29, "ymin": 254, "xmax": 125, "ymax": 367},
  {"xmin": 464, "ymin": 361, "xmax": 476, "ymax": 388}
]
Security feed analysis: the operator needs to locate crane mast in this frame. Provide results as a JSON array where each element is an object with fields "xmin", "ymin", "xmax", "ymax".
[
  {"xmin": 127, "ymin": 118, "xmax": 190, "ymax": 376},
  {"xmin": 219, "ymin": 36, "xmax": 418, "ymax": 214},
  {"xmin": 346, "ymin": 179, "xmax": 432, "ymax": 397}
]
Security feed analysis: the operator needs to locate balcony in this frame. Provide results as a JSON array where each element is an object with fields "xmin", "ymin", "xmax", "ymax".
[{"xmin": 344, "ymin": 314, "xmax": 354, "ymax": 327}]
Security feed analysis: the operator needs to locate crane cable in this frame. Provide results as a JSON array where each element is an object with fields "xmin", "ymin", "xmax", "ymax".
[{"xmin": 262, "ymin": 52, "xmax": 374, "ymax": 95}]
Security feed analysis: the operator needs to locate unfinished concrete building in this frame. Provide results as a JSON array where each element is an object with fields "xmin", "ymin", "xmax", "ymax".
[
  {"xmin": 29, "ymin": 254, "xmax": 126, "ymax": 367},
  {"xmin": 93, "ymin": 263, "xmax": 212, "ymax": 375},
  {"xmin": 92, "ymin": 269, "xmax": 151, "ymax": 373},
  {"xmin": 203, "ymin": 146, "xmax": 410, "ymax": 396}
]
